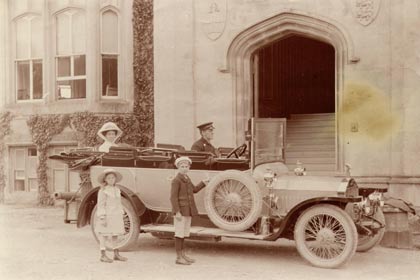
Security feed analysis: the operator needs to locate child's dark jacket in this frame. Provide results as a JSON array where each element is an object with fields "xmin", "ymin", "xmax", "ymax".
[{"xmin": 170, "ymin": 173, "xmax": 205, "ymax": 216}]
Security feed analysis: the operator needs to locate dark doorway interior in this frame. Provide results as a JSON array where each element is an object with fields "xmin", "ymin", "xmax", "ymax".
[{"xmin": 254, "ymin": 35, "xmax": 335, "ymax": 118}]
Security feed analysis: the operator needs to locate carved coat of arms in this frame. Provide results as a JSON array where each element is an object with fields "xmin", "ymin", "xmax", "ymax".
[
  {"xmin": 197, "ymin": 0, "xmax": 227, "ymax": 41},
  {"xmin": 351, "ymin": 0, "xmax": 381, "ymax": 26}
]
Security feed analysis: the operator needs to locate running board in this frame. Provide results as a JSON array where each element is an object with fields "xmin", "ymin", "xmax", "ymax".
[{"xmin": 141, "ymin": 224, "xmax": 270, "ymax": 240}]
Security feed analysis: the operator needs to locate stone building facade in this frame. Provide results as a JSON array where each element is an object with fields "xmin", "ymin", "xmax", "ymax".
[
  {"xmin": 1, "ymin": 0, "xmax": 420, "ymax": 207},
  {"xmin": 0, "ymin": 0, "xmax": 135, "ymax": 196},
  {"xmin": 152, "ymin": 0, "xmax": 420, "ymax": 207}
]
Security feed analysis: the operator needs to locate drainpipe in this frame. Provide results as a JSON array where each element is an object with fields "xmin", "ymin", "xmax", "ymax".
[{"xmin": 192, "ymin": 0, "xmax": 198, "ymax": 140}]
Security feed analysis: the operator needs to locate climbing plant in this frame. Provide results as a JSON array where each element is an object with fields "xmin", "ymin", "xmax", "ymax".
[
  {"xmin": 19, "ymin": 0, "xmax": 155, "ymax": 205},
  {"xmin": 70, "ymin": 112, "xmax": 143, "ymax": 147},
  {"xmin": 27, "ymin": 114, "xmax": 70, "ymax": 206},
  {"xmin": 133, "ymin": 0, "xmax": 154, "ymax": 147},
  {"xmin": 26, "ymin": 110, "xmax": 153, "ymax": 205},
  {"xmin": 0, "ymin": 111, "xmax": 13, "ymax": 203}
]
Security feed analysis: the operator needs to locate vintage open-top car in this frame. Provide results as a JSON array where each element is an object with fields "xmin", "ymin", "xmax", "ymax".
[{"xmin": 51, "ymin": 118, "xmax": 386, "ymax": 268}]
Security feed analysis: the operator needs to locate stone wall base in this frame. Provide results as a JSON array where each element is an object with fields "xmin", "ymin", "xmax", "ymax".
[
  {"xmin": 381, "ymin": 231, "xmax": 413, "ymax": 249},
  {"xmin": 380, "ymin": 207, "xmax": 413, "ymax": 249}
]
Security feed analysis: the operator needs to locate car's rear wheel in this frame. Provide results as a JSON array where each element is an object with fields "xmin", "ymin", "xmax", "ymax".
[
  {"xmin": 91, "ymin": 197, "xmax": 140, "ymax": 251},
  {"xmin": 204, "ymin": 170, "xmax": 262, "ymax": 232},
  {"xmin": 294, "ymin": 204, "xmax": 357, "ymax": 269},
  {"xmin": 356, "ymin": 208, "xmax": 385, "ymax": 252}
]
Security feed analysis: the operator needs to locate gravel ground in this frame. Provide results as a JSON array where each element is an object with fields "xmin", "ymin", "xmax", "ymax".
[{"xmin": 1, "ymin": 204, "xmax": 420, "ymax": 280}]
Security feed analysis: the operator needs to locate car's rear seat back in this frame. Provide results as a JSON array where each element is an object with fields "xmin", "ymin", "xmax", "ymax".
[
  {"xmin": 101, "ymin": 146, "xmax": 249, "ymax": 171},
  {"xmin": 102, "ymin": 147, "xmax": 137, "ymax": 167}
]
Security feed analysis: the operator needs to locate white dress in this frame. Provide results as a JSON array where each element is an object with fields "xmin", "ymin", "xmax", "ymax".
[
  {"xmin": 98, "ymin": 141, "xmax": 118, "ymax": 153},
  {"xmin": 95, "ymin": 186, "xmax": 125, "ymax": 236}
]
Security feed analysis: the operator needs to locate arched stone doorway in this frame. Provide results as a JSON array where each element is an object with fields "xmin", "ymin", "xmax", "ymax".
[
  {"xmin": 252, "ymin": 35, "xmax": 336, "ymax": 172},
  {"xmin": 225, "ymin": 12, "xmax": 357, "ymax": 173}
]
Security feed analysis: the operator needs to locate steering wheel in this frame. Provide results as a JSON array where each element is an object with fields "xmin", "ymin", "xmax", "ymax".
[{"xmin": 227, "ymin": 144, "xmax": 247, "ymax": 159}]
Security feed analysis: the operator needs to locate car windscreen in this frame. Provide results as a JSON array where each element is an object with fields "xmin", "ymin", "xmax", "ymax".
[{"xmin": 252, "ymin": 118, "xmax": 286, "ymax": 166}]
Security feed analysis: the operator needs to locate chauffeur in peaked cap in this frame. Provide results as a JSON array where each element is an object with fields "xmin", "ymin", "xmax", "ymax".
[{"xmin": 191, "ymin": 122, "xmax": 219, "ymax": 157}]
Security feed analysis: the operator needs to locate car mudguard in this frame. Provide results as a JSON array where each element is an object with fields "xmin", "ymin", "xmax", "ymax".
[
  {"xmin": 77, "ymin": 185, "xmax": 146, "ymax": 228},
  {"xmin": 264, "ymin": 196, "xmax": 362, "ymax": 241}
]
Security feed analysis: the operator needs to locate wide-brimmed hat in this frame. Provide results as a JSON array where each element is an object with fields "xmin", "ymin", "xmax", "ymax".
[
  {"xmin": 97, "ymin": 122, "xmax": 123, "ymax": 142},
  {"xmin": 98, "ymin": 168, "xmax": 123, "ymax": 184},
  {"xmin": 196, "ymin": 122, "xmax": 215, "ymax": 132},
  {"xmin": 175, "ymin": 156, "xmax": 192, "ymax": 167}
]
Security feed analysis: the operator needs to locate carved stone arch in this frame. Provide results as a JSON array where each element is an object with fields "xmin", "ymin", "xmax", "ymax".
[
  {"xmin": 100, "ymin": 5, "xmax": 120, "ymax": 14},
  {"xmin": 51, "ymin": 6, "xmax": 85, "ymax": 17},
  {"xmin": 225, "ymin": 11, "xmax": 357, "ymax": 172},
  {"xmin": 99, "ymin": 6, "xmax": 120, "ymax": 51},
  {"xmin": 99, "ymin": 0, "xmax": 121, "ymax": 10},
  {"xmin": 12, "ymin": 12, "xmax": 42, "ymax": 22},
  {"xmin": 225, "ymin": 12, "xmax": 356, "ymax": 171}
]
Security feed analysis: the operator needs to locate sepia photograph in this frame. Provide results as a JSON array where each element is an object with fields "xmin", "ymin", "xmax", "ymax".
[{"xmin": 1, "ymin": 0, "xmax": 420, "ymax": 279}]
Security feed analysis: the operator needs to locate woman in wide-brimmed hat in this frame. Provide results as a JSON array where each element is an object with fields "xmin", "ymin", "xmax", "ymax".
[
  {"xmin": 97, "ymin": 122, "xmax": 123, "ymax": 152},
  {"xmin": 95, "ymin": 168, "xmax": 128, "ymax": 263}
]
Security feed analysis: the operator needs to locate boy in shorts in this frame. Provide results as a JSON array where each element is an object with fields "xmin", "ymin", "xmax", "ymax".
[{"xmin": 170, "ymin": 156, "xmax": 209, "ymax": 265}]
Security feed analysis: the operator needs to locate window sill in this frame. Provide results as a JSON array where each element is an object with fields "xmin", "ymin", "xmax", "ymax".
[
  {"xmin": 15, "ymin": 99, "xmax": 44, "ymax": 104},
  {"xmin": 99, "ymin": 98, "xmax": 129, "ymax": 105}
]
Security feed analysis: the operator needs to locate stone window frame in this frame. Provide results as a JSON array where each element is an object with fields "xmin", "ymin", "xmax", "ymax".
[
  {"xmin": 54, "ymin": 8, "xmax": 87, "ymax": 100},
  {"xmin": 224, "ymin": 11, "xmax": 359, "ymax": 173},
  {"xmin": 12, "ymin": 13, "xmax": 44, "ymax": 103},
  {"xmin": 99, "ymin": 6, "xmax": 120, "ymax": 99}
]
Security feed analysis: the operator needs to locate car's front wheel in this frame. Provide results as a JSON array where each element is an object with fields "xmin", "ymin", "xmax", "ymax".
[
  {"xmin": 294, "ymin": 204, "xmax": 357, "ymax": 269},
  {"xmin": 90, "ymin": 197, "xmax": 140, "ymax": 251}
]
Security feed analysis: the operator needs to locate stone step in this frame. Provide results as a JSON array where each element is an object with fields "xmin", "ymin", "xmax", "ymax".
[
  {"xmin": 286, "ymin": 163, "xmax": 337, "ymax": 171},
  {"xmin": 286, "ymin": 137, "xmax": 335, "ymax": 145},
  {"xmin": 287, "ymin": 119, "xmax": 335, "ymax": 128},
  {"xmin": 289, "ymin": 113, "xmax": 335, "ymax": 121},
  {"xmin": 286, "ymin": 125, "xmax": 335, "ymax": 133},
  {"xmin": 285, "ymin": 144, "xmax": 335, "ymax": 151},
  {"xmin": 282, "ymin": 170, "xmax": 345, "ymax": 176},
  {"xmin": 285, "ymin": 150, "xmax": 336, "ymax": 158},
  {"xmin": 285, "ymin": 157, "xmax": 335, "ymax": 164},
  {"xmin": 285, "ymin": 113, "xmax": 336, "ymax": 173},
  {"xmin": 287, "ymin": 131, "xmax": 335, "ymax": 139}
]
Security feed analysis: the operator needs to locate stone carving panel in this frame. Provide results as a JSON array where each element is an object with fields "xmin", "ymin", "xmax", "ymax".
[
  {"xmin": 351, "ymin": 0, "xmax": 381, "ymax": 26},
  {"xmin": 100, "ymin": 0, "xmax": 119, "ymax": 9},
  {"xmin": 197, "ymin": 0, "xmax": 227, "ymax": 41}
]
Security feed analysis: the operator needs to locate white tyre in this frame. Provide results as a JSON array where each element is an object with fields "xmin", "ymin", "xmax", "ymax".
[
  {"xmin": 294, "ymin": 204, "xmax": 357, "ymax": 268},
  {"xmin": 204, "ymin": 170, "xmax": 262, "ymax": 232},
  {"xmin": 91, "ymin": 197, "xmax": 140, "ymax": 251}
]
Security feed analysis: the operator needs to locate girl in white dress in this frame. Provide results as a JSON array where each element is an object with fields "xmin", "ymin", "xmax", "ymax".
[{"xmin": 96, "ymin": 168, "xmax": 128, "ymax": 262}]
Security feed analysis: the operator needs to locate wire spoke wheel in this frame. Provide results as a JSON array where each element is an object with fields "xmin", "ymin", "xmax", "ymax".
[
  {"xmin": 205, "ymin": 170, "xmax": 262, "ymax": 232},
  {"xmin": 304, "ymin": 214, "xmax": 347, "ymax": 259},
  {"xmin": 112, "ymin": 209, "xmax": 134, "ymax": 246},
  {"xmin": 294, "ymin": 204, "xmax": 357, "ymax": 268},
  {"xmin": 91, "ymin": 197, "xmax": 140, "ymax": 251},
  {"xmin": 213, "ymin": 179, "xmax": 253, "ymax": 223}
]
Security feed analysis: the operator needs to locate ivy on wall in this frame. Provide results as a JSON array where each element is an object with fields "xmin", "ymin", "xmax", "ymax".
[
  {"xmin": 7, "ymin": 0, "xmax": 155, "ymax": 206},
  {"xmin": 133, "ymin": 0, "xmax": 154, "ymax": 147},
  {"xmin": 70, "ymin": 112, "xmax": 144, "ymax": 147},
  {"xmin": 26, "ymin": 110, "xmax": 153, "ymax": 205},
  {"xmin": 0, "ymin": 111, "xmax": 13, "ymax": 203},
  {"xmin": 27, "ymin": 114, "xmax": 70, "ymax": 205}
]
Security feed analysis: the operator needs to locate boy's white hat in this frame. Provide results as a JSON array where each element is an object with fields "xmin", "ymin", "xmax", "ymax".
[
  {"xmin": 98, "ymin": 168, "xmax": 123, "ymax": 184},
  {"xmin": 175, "ymin": 156, "xmax": 192, "ymax": 167}
]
